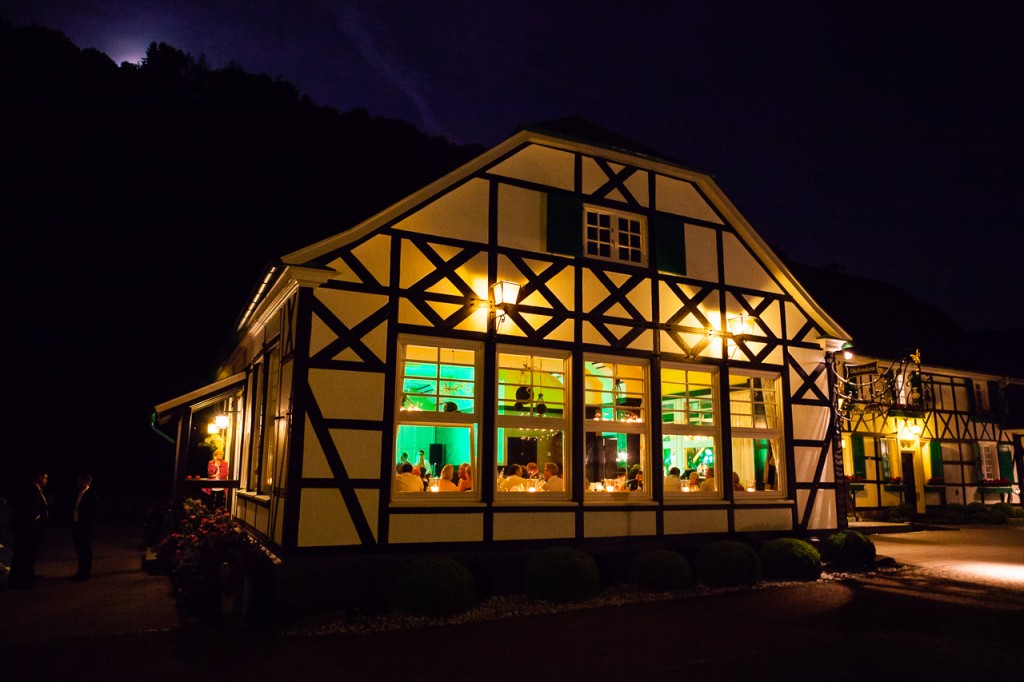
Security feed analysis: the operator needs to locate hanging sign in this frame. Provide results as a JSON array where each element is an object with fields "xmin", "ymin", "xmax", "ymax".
[{"xmin": 846, "ymin": 362, "xmax": 877, "ymax": 377}]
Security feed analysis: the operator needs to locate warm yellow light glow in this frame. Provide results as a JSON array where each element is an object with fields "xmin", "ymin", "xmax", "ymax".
[
  {"xmin": 214, "ymin": 415, "xmax": 230, "ymax": 429},
  {"xmin": 430, "ymin": 484, "xmax": 439, "ymax": 493},
  {"xmin": 843, "ymin": 350, "xmax": 854, "ymax": 360},
  {"xmin": 728, "ymin": 314, "xmax": 758, "ymax": 337},
  {"xmin": 491, "ymin": 280, "xmax": 521, "ymax": 307},
  {"xmin": 207, "ymin": 423, "xmax": 220, "ymax": 434}
]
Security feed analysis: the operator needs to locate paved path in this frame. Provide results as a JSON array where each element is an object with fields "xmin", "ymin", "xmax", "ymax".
[{"xmin": 2, "ymin": 523, "xmax": 1022, "ymax": 681}]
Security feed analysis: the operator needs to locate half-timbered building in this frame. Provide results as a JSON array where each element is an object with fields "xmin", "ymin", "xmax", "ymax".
[{"xmin": 156, "ymin": 121, "xmax": 863, "ymax": 596}]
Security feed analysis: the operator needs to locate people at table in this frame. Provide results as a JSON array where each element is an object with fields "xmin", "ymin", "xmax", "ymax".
[
  {"xmin": 395, "ymin": 463, "xmax": 424, "ymax": 492},
  {"xmin": 396, "ymin": 452, "xmax": 410, "ymax": 474},
  {"xmin": 457, "ymin": 463, "xmax": 473, "ymax": 491},
  {"xmin": 501, "ymin": 464, "xmax": 529, "ymax": 492},
  {"xmin": 525, "ymin": 462, "xmax": 540, "ymax": 479},
  {"xmin": 414, "ymin": 450, "xmax": 431, "ymax": 478},
  {"xmin": 542, "ymin": 462, "xmax": 564, "ymax": 492},
  {"xmin": 732, "ymin": 471, "xmax": 745, "ymax": 491},
  {"xmin": 699, "ymin": 467, "xmax": 716, "ymax": 492},
  {"xmin": 627, "ymin": 466, "xmax": 644, "ymax": 491},
  {"xmin": 664, "ymin": 467, "xmax": 682, "ymax": 492},
  {"xmin": 688, "ymin": 471, "xmax": 701, "ymax": 490},
  {"xmin": 435, "ymin": 464, "xmax": 457, "ymax": 491}
]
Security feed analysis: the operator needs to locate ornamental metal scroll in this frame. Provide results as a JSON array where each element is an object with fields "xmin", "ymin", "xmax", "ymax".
[{"xmin": 837, "ymin": 348, "xmax": 924, "ymax": 424}]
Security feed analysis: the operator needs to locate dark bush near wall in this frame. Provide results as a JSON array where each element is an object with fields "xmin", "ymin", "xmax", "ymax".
[
  {"xmin": 523, "ymin": 546, "xmax": 601, "ymax": 602},
  {"xmin": 759, "ymin": 538, "xmax": 822, "ymax": 581},
  {"xmin": 391, "ymin": 556, "xmax": 477, "ymax": 617},
  {"xmin": 821, "ymin": 530, "xmax": 876, "ymax": 569},
  {"xmin": 630, "ymin": 549, "xmax": 695, "ymax": 592},
  {"xmin": 993, "ymin": 502, "xmax": 1024, "ymax": 519},
  {"xmin": 695, "ymin": 540, "xmax": 761, "ymax": 587}
]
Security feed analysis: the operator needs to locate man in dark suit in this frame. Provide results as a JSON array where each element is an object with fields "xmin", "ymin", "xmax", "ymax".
[
  {"xmin": 71, "ymin": 473, "xmax": 98, "ymax": 582},
  {"xmin": 9, "ymin": 471, "xmax": 49, "ymax": 588}
]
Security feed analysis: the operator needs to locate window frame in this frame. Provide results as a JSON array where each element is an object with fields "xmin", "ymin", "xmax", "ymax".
[
  {"xmin": 392, "ymin": 336, "xmax": 483, "ymax": 505},
  {"xmin": 582, "ymin": 205, "xmax": 647, "ymax": 266},
  {"xmin": 728, "ymin": 369, "xmax": 785, "ymax": 497},
  {"xmin": 583, "ymin": 355, "xmax": 651, "ymax": 501},
  {"xmin": 495, "ymin": 347, "xmax": 571, "ymax": 502},
  {"xmin": 661, "ymin": 363, "xmax": 720, "ymax": 497}
]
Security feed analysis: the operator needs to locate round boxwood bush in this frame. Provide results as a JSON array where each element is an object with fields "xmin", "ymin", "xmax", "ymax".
[
  {"xmin": 993, "ymin": 502, "xmax": 1024, "ymax": 519},
  {"xmin": 523, "ymin": 546, "xmax": 600, "ymax": 602},
  {"xmin": 821, "ymin": 530, "xmax": 876, "ymax": 569},
  {"xmin": 630, "ymin": 549, "xmax": 695, "ymax": 592},
  {"xmin": 939, "ymin": 503, "xmax": 967, "ymax": 522},
  {"xmin": 695, "ymin": 540, "xmax": 761, "ymax": 587},
  {"xmin": 759, "ymin": 538, "xmax": 821, "ymax": 581},
  {"xmin": 391, "ymin": 556, "xmax": 476, "ymax": 617}
]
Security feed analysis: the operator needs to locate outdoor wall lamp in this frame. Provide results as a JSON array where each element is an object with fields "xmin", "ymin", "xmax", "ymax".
[{"xmin": 490, "ymin": 280, "xmax": 522, "ymax": 329}]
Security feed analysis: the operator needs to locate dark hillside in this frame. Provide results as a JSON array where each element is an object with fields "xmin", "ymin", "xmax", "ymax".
[{"xmin": 1, "ymin": 22, "xmax": 483, "ymax": 506}]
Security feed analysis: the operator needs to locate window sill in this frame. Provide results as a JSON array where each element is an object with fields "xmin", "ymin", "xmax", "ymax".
[
  {"xmin": 236, "ymin": 491, "xmax": 270, "ymax": 504},
  {"xmin": 583, "ymin": 495, "xmax": 658, "ymax": 507},
  {"xmin": 732, "ymin": 494, "xmax": 792, "ymax": 505},
  {"xmin": 390, "ymin": 494, "xmax": 485, "ymax": 508}
]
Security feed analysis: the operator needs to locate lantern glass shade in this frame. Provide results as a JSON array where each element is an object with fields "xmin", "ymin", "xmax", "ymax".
[
  {"xmin": 727, "ymin": 314, "xmax": 757, "ymax": 337},
  {"xmin": 207, "ymin": 423, "xmax": 220, "ymax": 434},
  {"xmin": 491, "ymin": 280, "xmax": 521, "ymax": 307},
  {"xmin": 214, "ymin": 415, "xmax": 230, "ymax": 429}
]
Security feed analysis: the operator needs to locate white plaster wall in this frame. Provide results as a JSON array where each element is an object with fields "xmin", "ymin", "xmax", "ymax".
[
  {"xmin": 792, "ymin": 404, "xmax": 829, "ymax": 441},
  {"xmin": 583, "ymin": 510, "xmax": 657, "ymax": 538},
  {"xmin": 497, "ymin": 184, "xmax": 544, "ymax": 251},
  {"xmin": 298, "ymin": 488, "xmax": 359, "ymax": 546},
  {"xmin": 663, "ymin": 509, "xmax": 729, "ymax": 535},
  {"xmin": 733, "ymin": 507, "xmax": 792, "ymax": 532},
  {"xmin": 493, "ymin": 512, "xmax": 575, "ymax": 541},
  {"xmin": 655, "ymin": 175, "xmax": 722, "ymax": 223},
  {"xmin": 327, "ymin": 428, "xmax": 383, "ymax": 479},
  {"xmin": 393, "ymin": 178, "xmax": 489, "ymax": 243},
  {"xmin": 389, "ymin": 513, "xmax": 484, "ymax": 544},
  {"xmin": 721, "ymin": 232, "xmax": 782, "ymax": 293},
  {"xmin": 684, "ymin": 224, "xmax": 720, "ymax": 283},
  {"xmin": 804, "ymin": 489, "xmax": 838, "ymax": 530},
  {"xmin": 489, "ymin": 144, "xmax": 575, "ymax": 190},
  {"xmin": 308, "ymin": 369, "xmax": 384, "ymax": 421}
]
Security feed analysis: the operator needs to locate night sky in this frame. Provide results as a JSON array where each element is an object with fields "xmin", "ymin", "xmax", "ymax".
[
  {"xmin": 3, "ymin": 2, "xmax": 1021, "ymax": 503},
  {"xmin": 7, "ymin": 0, "xmax": 1021, "ymax": 331}
]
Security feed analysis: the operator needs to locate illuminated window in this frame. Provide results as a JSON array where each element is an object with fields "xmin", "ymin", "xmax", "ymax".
[
  {"xmin": 661, "ymin": 365, "xmax": 718, "ymax": 494},
  {"xmin": 584, "ymin": 207, "xmax": 645, "ymax": 265},
  {"xmin": 496, "ymin": 350, "xmax": 569, "ymax": 497},
  {"xmin": 394, "ymin": 340, "xmax": 480, "ymax": 500},
  {"xmin": 584, "ymin": 359, "xmax": 648, "ymax": 497},
  {"xmin": 729, "ymin": 372, "xmax": 783, "ymax": 494}
]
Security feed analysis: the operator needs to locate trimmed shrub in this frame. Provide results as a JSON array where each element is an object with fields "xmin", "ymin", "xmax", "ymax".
[
  {"xmin": 630, "ymin": 549, "xmax": 695, "ymax": 592},
  {"xmin": 885, "ymin": 504, "xmax": 914, "ymax": 522},
  {"xmin": 695, "ymin": 540, "xmax": 761, "ymax": 587},
  {"xmin": 759, "ymin": 538, "xmax": 822, "ymax": 581},
  {"xmin": 938, "ymin": 503, "xmax": 967, "ymax": 522},
  {"xmin": 392, "ymin": 556, "xmax": 476, "ymax": 617},
  {"xmin": 523, "ymin": 547, "xmax": 600, "ymax": 602},
  {"xmin": 821, "ymin": 530, "xmax": 876, "ymax": 569},
  {"xmin": 993, "ymin": 502, "xmax": 1024, "ymax": 519}
]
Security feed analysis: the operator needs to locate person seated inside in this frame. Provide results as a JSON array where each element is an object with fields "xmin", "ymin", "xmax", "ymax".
[
  {"xmin": 664, "ymin": 467, "xmax": 682, "ymax": 492},
  {"xmin": 699, "ymin": 466, "xmax": 716, "ymax": 492},
  {"xmin": 688, "ymin": 471, "xmax": 701, "ymax": 491},
  {"xmin": 396, "ymin": 452, "xmax": 410, "ymax": 474},
  {"xmin": 627, "ymin": 466, "xmax": 644, "ymax": 491},
  {"xmin": 732, "ymin": 471, "xmax": 745, "ymax": 491},
  {"xmin": 396, "ymin": 463, "xmax": 425, "ymax": 492},
  {"xmin": 542, "ymin": 462, "xmax": 564, "ymax": 492},
  {"xmin": 435, "ymin": 464, "xmax": 457, "ymax": 491},
  {"xmin": 525, "ymin": 462, "xmax": 541, "ymax": 479},
  {"xmin": 501, "ymin": 464, "xmax": 529, "ymax": 492},
  {"xmin": 457, "ymin": 463, "xmax": 473, "ymax": 491}
]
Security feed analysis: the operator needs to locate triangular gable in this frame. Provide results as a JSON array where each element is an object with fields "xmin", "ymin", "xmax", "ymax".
[{"xmin": 270, "ymin": 130, "xmax": 849, "ymax": 343}]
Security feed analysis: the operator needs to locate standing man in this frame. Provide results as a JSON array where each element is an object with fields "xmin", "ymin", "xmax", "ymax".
[
  {"xmin": 72, "ymin": 473, "xmax": 98, "ymax": 582},
  {"xmin": 9, "ymin": 470, "xmax": 49, "ymax": 588}
]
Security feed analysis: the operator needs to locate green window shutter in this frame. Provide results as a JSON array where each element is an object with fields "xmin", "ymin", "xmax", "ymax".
[
  {"xmin": 652, "ymin": 213, "xmax": 687, "ymax": 275},
  {"xmin": 965, "ymin": 379, "xmax": 977, "ymax": 413},
  {"xmin": 545, "ymin": 192, "xmax": 582, "ymax": 257},
  {"xmin": 997, "ymin": 445, "xmax": 1014, "ymax": 480},
  {"xmin": 851, "ymin": 435, "xmax": 866, "ymax": 478},
  {"xmin": 929, "ymin": 441, "xmax": 943, "ymax": 478},
  {"xmin": 987, "ymin": 381, "xmax": 1002, "ymax": 417}
]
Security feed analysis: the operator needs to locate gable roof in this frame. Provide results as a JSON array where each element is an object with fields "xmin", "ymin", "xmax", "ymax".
[{"xmin": 271, "ymin": 125, "xmax": 850, "ymax": 342}]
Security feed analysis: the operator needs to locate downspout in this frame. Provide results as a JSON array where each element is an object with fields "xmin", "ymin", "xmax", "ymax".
[{"xmin": 150, "ymin": 412, "xmax": 175, "ymax": 444}]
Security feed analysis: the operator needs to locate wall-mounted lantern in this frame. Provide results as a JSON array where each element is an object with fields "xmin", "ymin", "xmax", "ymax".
[{"xmin": 490, "ymin": 280, "xmax": 522, "ymax": 330}]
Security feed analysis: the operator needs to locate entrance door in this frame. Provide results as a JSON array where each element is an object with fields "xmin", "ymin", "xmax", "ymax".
[{"xmin": 901, "ymin": 451, "xmax": 917, "ymax": 508}]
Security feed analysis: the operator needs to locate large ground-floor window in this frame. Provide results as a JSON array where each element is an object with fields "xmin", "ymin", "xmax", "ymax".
[
  {"xmin": 584, "ymin": 358, "xmax": 649, "ymax": 497},
  {"xmin": 393, "ymin": 339, "xmax": 481, "ymax": 500},
  {"xmin": 729, "ymin": 371, "xmax": 784, "ymax": 495}
]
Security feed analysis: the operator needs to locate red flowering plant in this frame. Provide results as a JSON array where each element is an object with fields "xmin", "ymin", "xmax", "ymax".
[
  {"xmin": 158, "ymin": 498, "xmax": 271, "ymax": 621},
  {"xmin": 979, "ymin": 478, "xmax": 1011, "ymax": 486},
  {"xmin": 926, "ymin": 476, "xmax": 944, "ymax": 485},
  {"xmin": 846, "ymin": 475, "xmax": 866, "ymax": 483}
]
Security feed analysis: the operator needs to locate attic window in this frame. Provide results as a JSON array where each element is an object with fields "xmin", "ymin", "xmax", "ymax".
[{"xmin": 584, "ymin": 207, "xmax": 645, "ymax": 265}]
